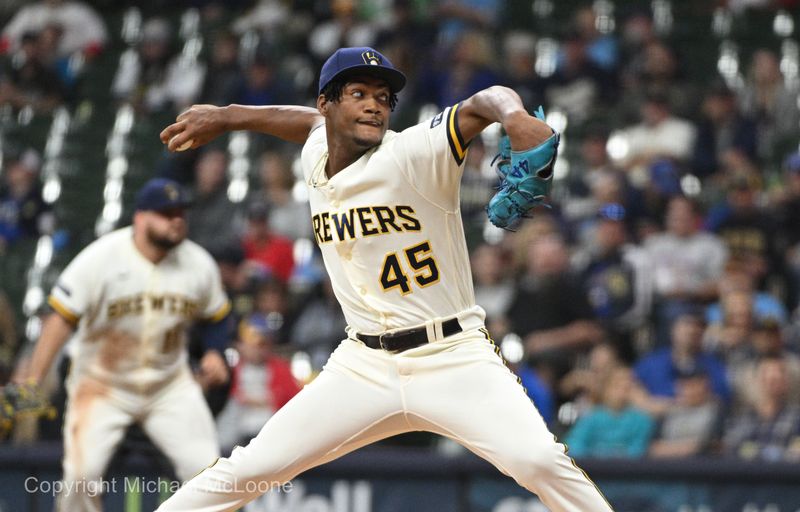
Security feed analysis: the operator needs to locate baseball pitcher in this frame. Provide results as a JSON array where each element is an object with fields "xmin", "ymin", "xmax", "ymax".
[{"xmin": 156, "ymin": 47, "xmax": 614, "ymax": 512}]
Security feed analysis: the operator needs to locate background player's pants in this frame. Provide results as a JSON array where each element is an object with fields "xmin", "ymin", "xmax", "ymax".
[
  {"xmin": 59, "ymin": 370, "xmax": 219, "ymax": 512},
  {"xmin": 157, "ymin": 328, "xmax": 614, "ymax": 512}
]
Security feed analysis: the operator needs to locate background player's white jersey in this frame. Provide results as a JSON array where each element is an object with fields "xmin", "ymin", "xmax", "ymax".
[
  {"xmin": 48, "ymin": 227, "xmax": 230, "ymax": 391},
  {"xmin": 301, "ymin": 104, "xmax": 485, "ymax": 335}
]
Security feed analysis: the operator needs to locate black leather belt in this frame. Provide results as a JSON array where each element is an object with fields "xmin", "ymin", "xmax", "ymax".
[{"xmin": 357, "ymin": 318, "xmax": 462, "ymax": 353}]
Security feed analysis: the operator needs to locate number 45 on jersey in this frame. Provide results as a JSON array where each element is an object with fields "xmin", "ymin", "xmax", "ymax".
[{"xmin": 380, "ymin": 241, "xmax": 440, "ymax": 294}]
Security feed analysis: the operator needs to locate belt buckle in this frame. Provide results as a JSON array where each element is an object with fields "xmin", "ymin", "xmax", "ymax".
[{"xmin": 378, "ymin": 331, "xmax": 398, "ymax": 352}]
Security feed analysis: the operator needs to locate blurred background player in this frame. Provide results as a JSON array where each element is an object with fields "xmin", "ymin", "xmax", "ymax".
[{"xmin": 18, "ymin": 178, "xmax": 231, "ymax": 511}]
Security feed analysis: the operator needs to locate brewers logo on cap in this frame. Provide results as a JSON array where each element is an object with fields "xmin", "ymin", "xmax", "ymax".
[{"xmin": 362, "ymin": 51, "xmax": 381, "ymax": 66}]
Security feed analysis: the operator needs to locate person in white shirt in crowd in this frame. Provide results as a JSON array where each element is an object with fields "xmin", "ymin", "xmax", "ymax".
[{"xmin": 1, "ymin": 0, "xmax": 107, "ymax": 57}]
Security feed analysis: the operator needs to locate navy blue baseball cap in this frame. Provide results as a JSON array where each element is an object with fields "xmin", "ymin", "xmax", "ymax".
[
  {"xmin": 135, "ymin": 178, "xmax": 192, "ymax": 212},
  {"xmin": 318, "ymin": 47, "xmax": 406, "ymax": 95}
]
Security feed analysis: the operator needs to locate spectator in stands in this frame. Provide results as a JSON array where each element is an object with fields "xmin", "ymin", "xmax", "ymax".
[
  {"xmin": 634, "ymin": 310, "xmax": 730, "ymax": 417},
  {"xmin": 199, "ymin": 30, "xmax": 243, "ymax": 107},
  {"xmin": 708, "ymin": 170, "xmax": 782, "ymax": 288},
  {"xmin": 739, "ymin": 49, "xmax": 800, "ymax": 160},
  {"xmin": 560, "ymin": 342, "xmax": 624, "ymax": 419},
  {"xmin": 1, "ymin": 0, "xmax": 107, "ymax": 58},
  {"xmin": 250, "ymin": 151, "xmax": 311, "ymax": 240},
  {"xmin": 575, "ymin": 204, "xmax": 652, "ymax": 363},
  {"xmin": 421, "ymin": 30, "xmax": 499, "ymax": 109},
  {"xmin": 648, "ymin": 366, "xmax": 723, "ymax": 458},
  {"xmin": 375, "ymin": 0, "xmax": 435, "ymax": 56},
  {"xmin": 0, "ymin": 30, "xmax": 64, "ymax": 112},
  {"xmin": 728, "ymin": 318, "xmax": 800, "ymax": 412},
  {"xmin": 560, "ymin": 128, "xmax": 643, "ymax": 235},
  {"xmin": 506, "ymin": 234, "xmax": 605, "ymax": 389},
  {"xmin": 562, "ymin": 127, "xmax": 616, "ymax": 209},
  {"xmin": 618, "ymin": 9, "xmax": 655, "ymax": 74},
  {"xmin": 308, "ymin": 0, "xmax": 377, "ymax": 62},
  {"xmin": 471, "ymin": 243, "xmax": 514, "ymax": 329},
  {"xmin": 112, "ymin": 18, "xmax": 204, "ymax": 114},
  {"xmin": 620, "ymin": 40, "xmax": 696, "ymax": 120},
  {"xmin": 252, "ymin": 278, "xmax": 294, "ymax": 345},
  {"xmin": 433, "ymin": 0, "xmax": 500, "ymax": 50},
  {"xmin": 616, "ymin": 92, "xmax": 696, "ymax": 176},
  {"xmin": 241, "ymin": 202, "xmax": 295, "ymax": 284},
  {"xmin": 572, "ymin": 6, "xmax": 618, "ymax": 72},
  {"xmin": 499, "ymin": 31, "xmax": 541, "ymax": 112},
  {"xmin": 290, "ymin": 278, "xmax": 346, "ymax": 371},
  {"xmin": 543, "ymin": 30, "xmax": 616, "ymax": 123},
  {"xmin": 723, "ymin": 355, "xmax": 800, "ymax": 462},
  {"xmin": 235, "ymin": 55, "xmax": 290, "ymax": 106},
  {"xmin": 216, "ymin": 313, "xmax": 300, "ymax": 452},
  {"xmin": 703, "ymin": 290, "xmax": 757, "ymax": 363},
  {"xmin": 775, "ymin": 152, "xmax": 800, "ymax": 310},
  {"xmin": 572, "ymin": 170, "xmax": 630, "ymax": 246},
  {"xmin": 35, "ymin": 23, "xmax": 78, "ymax": 93},
  {"xmin": 231, "ymin": 0, "xmax": 291, "ymax": 40},
  {"xmin": 564, "ymin": 366, "xmax": 656, "ymax": 458},
  {"xmin": 212, "ymin": 244, "xmax": 269, "ymax": 326},
  {"xmin": 645, "ymin": 196, "xmax": 728, "ymax": 343},
  {"xmin": 705, "ymin": 259, "xmax": 787, "ymax": 327},
  {"xmin": 504, "ymin": 213, "xmax": 562, "ymax": 273},
  {"xmin": 187, "ymin": 148, "xmax": 244, "ymax": 255},
  {"xmin": 691, "ymin": 82, "xmax": 759, "ymax": 178},
  {"xmin": 0, "ymin": 149, "xmax": 53, "ymax": 252}
]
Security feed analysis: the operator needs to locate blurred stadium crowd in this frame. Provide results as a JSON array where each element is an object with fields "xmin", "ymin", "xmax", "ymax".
[{"xmin": 1, "ymin": 0, "xmax": 800, "ymax": 465}]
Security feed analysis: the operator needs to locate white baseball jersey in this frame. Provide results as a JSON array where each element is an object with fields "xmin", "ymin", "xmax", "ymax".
[
  {"xmin": 301, "ymin": 103, "xmax": 486, "ymax": 336},
  {"xmin": 48, "ymin": 226, "xmax": 230, "ymax": 391}
]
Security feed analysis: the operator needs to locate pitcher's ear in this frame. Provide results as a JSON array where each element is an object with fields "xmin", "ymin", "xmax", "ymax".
[{"xmin": 317, "ymin": 94, "xmax": 328, "ymax": 115}]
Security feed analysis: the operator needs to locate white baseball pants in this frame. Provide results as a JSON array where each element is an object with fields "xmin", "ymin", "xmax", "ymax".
[
  {"xmin": 59, "ymin": 370, "xmax": 219, "ymax": 512},
  {"xmin": 156, "ymin": 329, "xmax": 614, "ymax": 512}
]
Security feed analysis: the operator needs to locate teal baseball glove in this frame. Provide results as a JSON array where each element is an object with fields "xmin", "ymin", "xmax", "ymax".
[{"xmin": 487, "ymin": 106, "xmax": 559, "ymax": 229}]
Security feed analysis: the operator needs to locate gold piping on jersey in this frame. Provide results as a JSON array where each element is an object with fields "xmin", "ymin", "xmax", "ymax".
[
  {"xmin": 206, "ymin": 301, "xmax": 232, "ymax": 323},
  {"xmin": 560, "ymin": 437, "xmax": 616, "ymax": 510},
  {"xmin": 48, "ymin": 295, "xmax": 80, "ymax": 326},
  {"xmin": 479, "ymin": 328, "xmax": 522, "ymax": 386},
  {"xmin": 446, "ymin": 103, "xmax": 468, "ymax": 165},
  {"xmin": 479, "ymin": 327, "xmax": 615, "ymax": 510}
]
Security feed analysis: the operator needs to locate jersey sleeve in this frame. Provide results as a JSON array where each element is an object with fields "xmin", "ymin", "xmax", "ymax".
[
  {"xmin": 391, "ymin": 103, "xmax": 469, "ymax": 209},
  {"xmin": 198, "ymin": 250, "xmax": 231, "ymax": 322},
  {"xmin": 48, "ymin": 243, "xmax": 102, "ymax": 326}
]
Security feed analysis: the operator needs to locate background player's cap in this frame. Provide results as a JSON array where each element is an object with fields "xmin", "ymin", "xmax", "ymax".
[
  {"xmin": 135, "ymin": 178, "xmax": 192, "ymax": 212},
  {"xmin": 318, "ymin": 47, "xmax": 406, "ymax": 95}
]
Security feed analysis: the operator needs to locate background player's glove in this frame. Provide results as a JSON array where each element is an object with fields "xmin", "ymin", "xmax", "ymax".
[
  {"xmin": 0, "ymin": 382, "xmax": 56, "ymax": 438},
  {"xmin": 486, "ymin": 106, "xmax": 560, "ymax": 229}
]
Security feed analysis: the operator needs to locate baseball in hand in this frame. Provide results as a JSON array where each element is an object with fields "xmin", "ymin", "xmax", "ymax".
[{"xmin": 170, "ymin": 135, "xmax": 194, "ymax": 152}]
